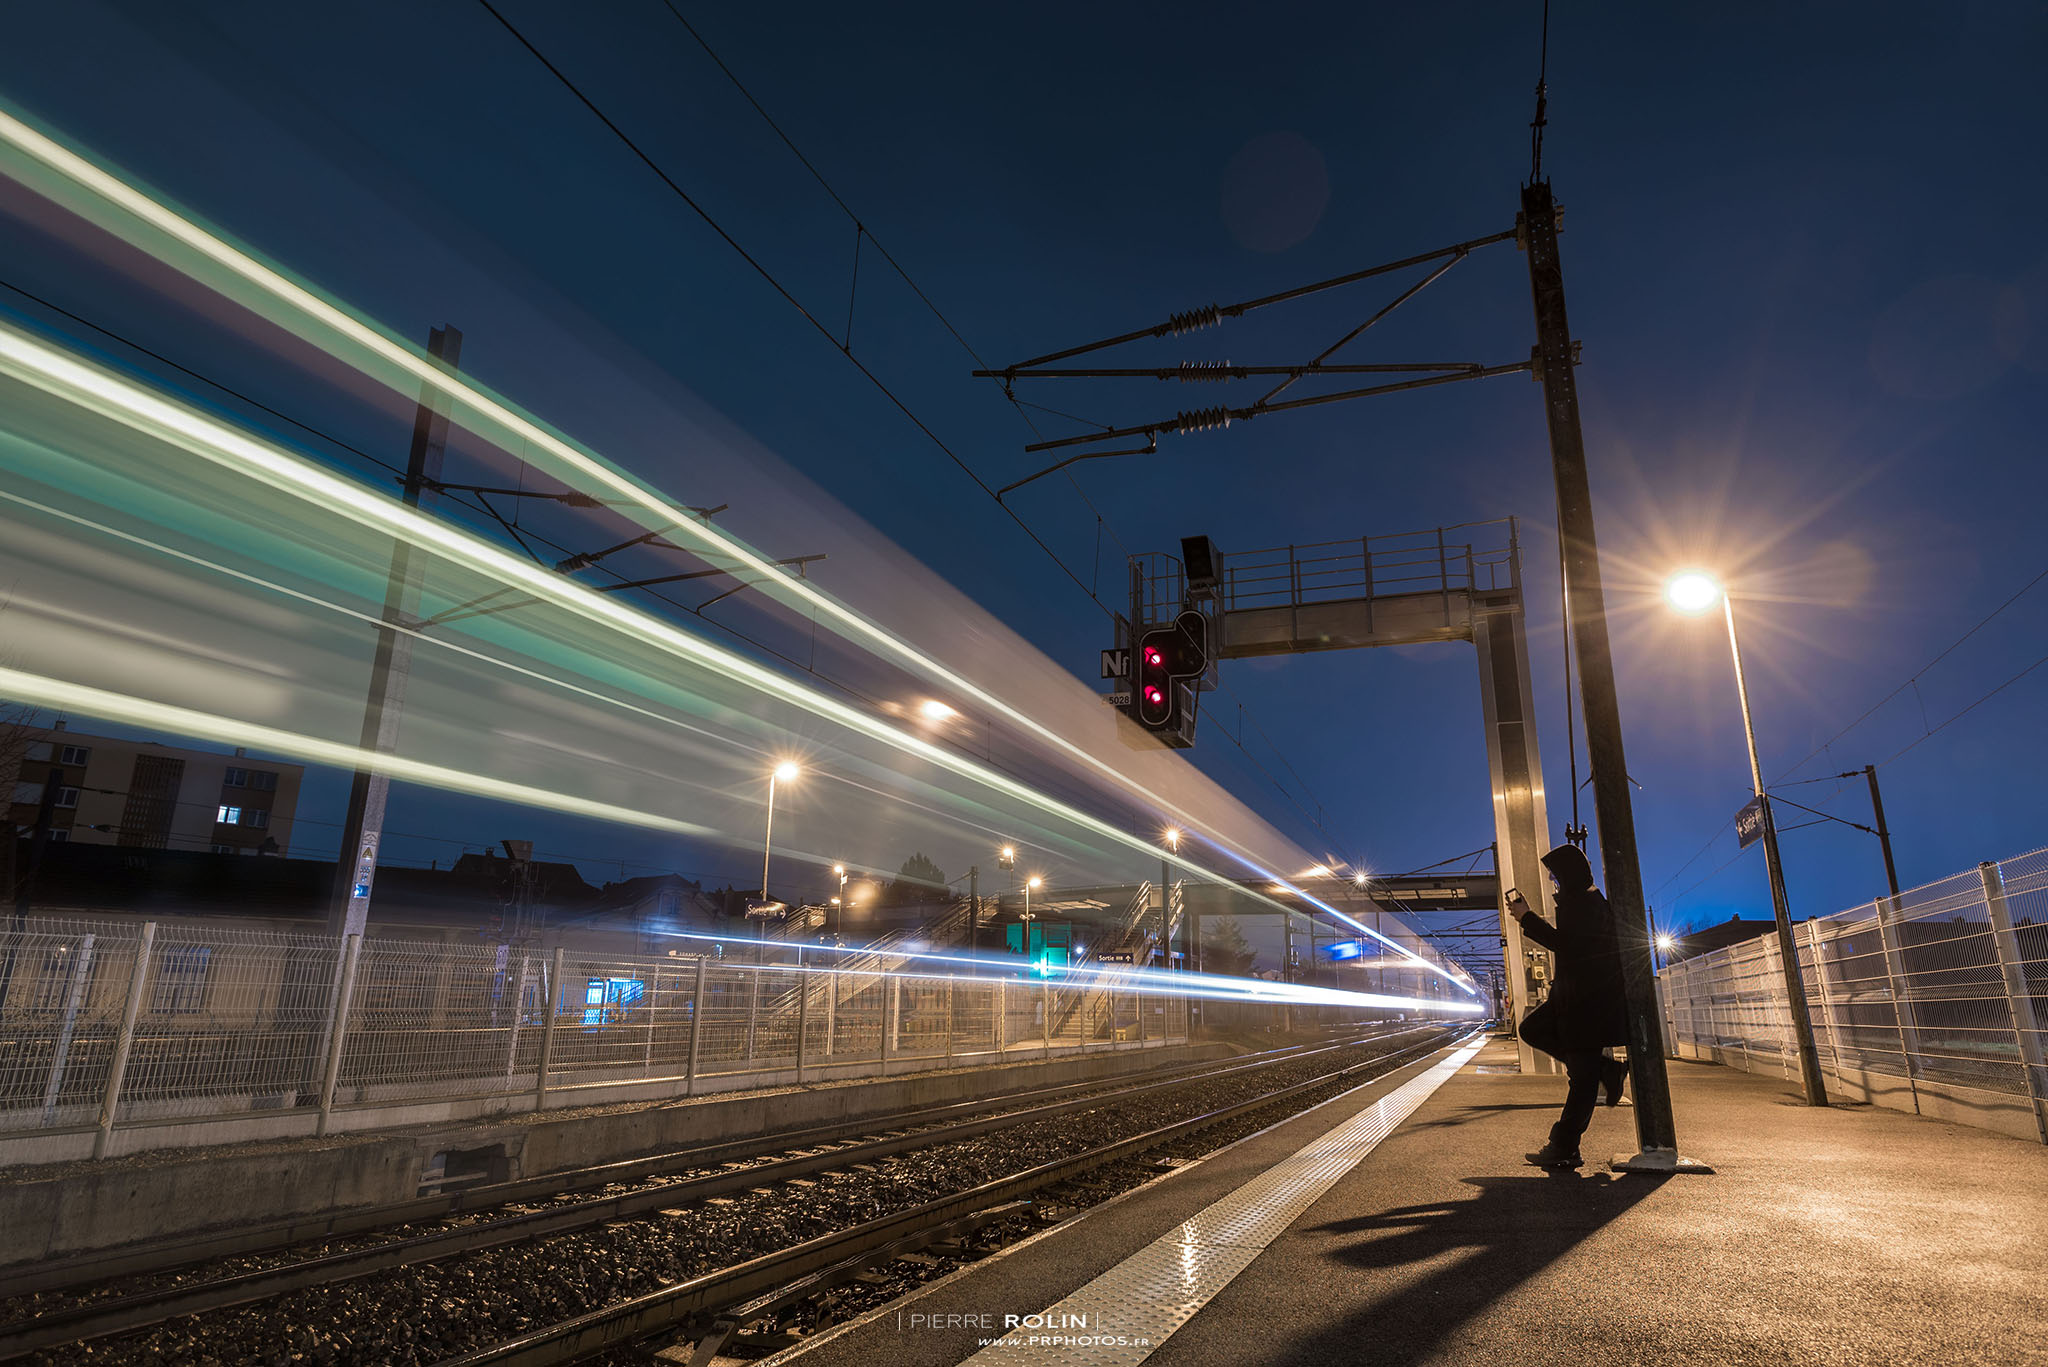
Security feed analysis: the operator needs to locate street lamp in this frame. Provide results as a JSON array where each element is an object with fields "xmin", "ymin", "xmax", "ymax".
[
  {"xmin": 1665, "ymin": 570, "xmax": 1828, "ymax": 1106},
  {"xmin": 1023, "ymin": 874, "xmax": 1042, "ymax": 925},
  {"xmin": 1161, "ymin": 829, "xmax": 1181, "ymax": 970},
  {"xmin": 832, "ymin": 863, "xmax": 847, "ymax": 939}
]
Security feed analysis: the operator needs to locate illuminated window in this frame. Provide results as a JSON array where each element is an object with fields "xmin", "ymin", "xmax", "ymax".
[{"xmin": 217, "ymin": 805, "xmax": 240, "ymax": 825}]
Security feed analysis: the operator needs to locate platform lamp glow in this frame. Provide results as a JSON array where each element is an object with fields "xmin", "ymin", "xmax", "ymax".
[{"xmin": 1665, "ymin": 571, "xmax": 1828, "ymax": 1106}]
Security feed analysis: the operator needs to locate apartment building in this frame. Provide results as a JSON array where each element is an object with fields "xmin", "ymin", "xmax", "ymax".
[{"xmin": 6, "ymin": 723, "xmax": 304, "ymax": 855}]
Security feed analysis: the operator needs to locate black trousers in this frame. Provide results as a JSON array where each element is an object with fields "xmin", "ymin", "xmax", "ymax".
[{"xmin": 1519, "ymin": 1003, "xmax": 1605, "ymax": 1152}]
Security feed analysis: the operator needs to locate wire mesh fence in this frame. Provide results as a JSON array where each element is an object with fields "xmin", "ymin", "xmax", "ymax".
[
  {"xmin": 1660, "ymin": 848, "xmax": 2048, "ymax": 1143},
  {"xmin": 0, "ymin": 919, "xmax": 1206, "ymax": 1153}
]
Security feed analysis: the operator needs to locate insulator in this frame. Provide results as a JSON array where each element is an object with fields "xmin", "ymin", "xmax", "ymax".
[
  {"xmin": 1175, "ymin": 406, "xmax": 1232, "ymax": 434},
  {"xmin": 1176, "ymin": 361, "xmax": 1233, "ymax": 383},
  {"xmin": 1166, "ymin": 304, "xmax": 1221, "ymax": 335}
]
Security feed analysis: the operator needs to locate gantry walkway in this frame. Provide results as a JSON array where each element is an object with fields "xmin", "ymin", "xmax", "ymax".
[{"xmin": 768, "ymin": 1033, "xmax": 2048, "ymax": 1366}]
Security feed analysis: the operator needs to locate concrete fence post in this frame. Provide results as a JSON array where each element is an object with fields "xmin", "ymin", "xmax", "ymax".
[
  {"xmin": 1980, "ymin": 861, "xmax": 2048, "ymax": 1144},
  {"xmin": 796, "ymin": 968, "xmax": 811, "ymax": 1083},
  {"xmin": 1872, "ymin": 897, "xmax": 1924, "ymax": 1114},
  {"xmin": 945, "ymin": 978, "xmax": 956, "ymax": 1065},
  {"xmin": 884, "ymin": 975, "xmax": 901, "ymax": 1074},
  {"xmin": 317, "ymin": 934, "xmax": 364, "ymax": 1136},
  {"xmin": 1042, "ymin": 977, "xmax": 1052, "ymax": 1056},
  {"xmin": 995, "ymin": 978, "xmax": 1007, "ymax": 1056},
  {"xmin": 744, "ymin": 967, "xmax": 760, "ymax": 1068},
  {"xmin": 535, "ymin": 946, "xmax": 564, "ymax": 1111},
  {"xmin": 685, "ymin": 955, "xmax": 709, "ymax": 1096},
  {"xmin": 502, "ymin": 952, "xmax": 530, "ymax": 1081},
  {"xmin": 40, "ymin": 933, "xmax": 95, "ymax": 1126},
  {"xmin": 94, "ymin": 922, "xmax": 155, "ymax": 1159}
]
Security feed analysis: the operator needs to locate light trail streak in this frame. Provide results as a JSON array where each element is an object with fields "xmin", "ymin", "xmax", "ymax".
[
  {"xmin": 0, "ymin": 664, "xmax": 715, "ymax": 839},
  {"xmin": 655, "ymin": 931, "xmax": 1482, "ymax": 1013},
  {"xmin": 0, "ymin": 319, "xmax": 1470, "ymax": 994},
  {"xmin": 0, "ymin": 110, "xmax": 1468, "ymax": 991}
]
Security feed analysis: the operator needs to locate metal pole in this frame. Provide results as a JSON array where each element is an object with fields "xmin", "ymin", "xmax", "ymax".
[
  {"xmin": 40, "ymin": 933, "xmax": 95, "ymax": 1125},
  {"xmin": 503, "ymin": 952, "xmax": 530, "ymax": 1080},
  {"xmin": 1803, "ymin": 919, "xmax": 1842, "ymax": 1080},
  {"xmin": 996, "ymin": 978, "xmax": 1007, "ymax": 1055},
  {"xmin": 685, "ymin": 955, "xmax": 709, "ymax": 1094},
  {"xmin": 1979, "ymin": 861, "xmax": 2048, "ymax": 1144},
  {"xmin": 535, "ymin": 946, "xmax": 563, "ymax": 1109},
  {"xmin": 759, "ymin": 775, "xmax": 778, "ymax": 916},
  {"xmin": 317, "ymin": 934, "xmax": 364, "ymax": 1135},
  {"xmin": 1725, "ymin": 595, "xmax": 1828, "ymax": 1106},
  {"xmin": 1864, "ymin": 766, "xmax": 1903, "ymax": 900},
  {"xmin": 1871, "ymin": 897, "xmax": 1923, "ymax": 1112},
  {"xmin": 330, "ymin": 325, "xmax": 463, "ymax": 935},
  {"xmin": 94, "ymin": 922, "xmax": 153, "ymax": 1158},
  {"xmin": 1042, "ymin": 975, "xmax": 1052, "ymax": 1053},
  {"xmin": 1522, "ymin": 180, "xmax": 1683, "ymax": 1162},
  {"xmin": 969, "ymin": 865, "xmax": 979, "ymax": 957}
]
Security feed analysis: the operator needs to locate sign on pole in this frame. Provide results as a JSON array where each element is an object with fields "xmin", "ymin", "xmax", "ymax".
[
  {"xmin": 1100, "ymin": 648, "xmax": 1129, "ymax": 680},
  {"xmin": 1735, "ymin": 796, "xmax": 1767, "ymax": 850}
]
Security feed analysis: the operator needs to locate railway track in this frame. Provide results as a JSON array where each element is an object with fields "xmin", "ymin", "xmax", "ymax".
[
  {"xmin": 430, "ymin": 1025, "xmax": 1474, "ymax": 1367},
  {"xmin": 1, "ymin": 1025, "xmax": 1451, "ymax": 1362}
]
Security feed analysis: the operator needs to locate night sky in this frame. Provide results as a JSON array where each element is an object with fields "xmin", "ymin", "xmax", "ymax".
[{"xmin": 2, "ymin": 2, "xmax": 2044, "ymax": 944}]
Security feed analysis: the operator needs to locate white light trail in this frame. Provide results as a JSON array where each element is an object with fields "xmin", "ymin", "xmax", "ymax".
[
  {"xmin": 654, "ymin": 931, "xmax": 1482, "ymax": 1013},
  {"xmin": 0, "ymin": 110, "xmax": 1470, "ymax": 992}
]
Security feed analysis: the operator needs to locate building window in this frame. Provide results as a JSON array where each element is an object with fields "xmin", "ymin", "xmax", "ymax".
[
  {"xmin": 211, "ymin": 843, "xmax": 237, "ymax": 854},
  {"xmin": 10, "ymin": 781, "xmax": 38, "ymax": 805},
  {"xmin": 223, "ymin": 767, "xmax": 278, "ymax": 793},
  {"xmin": 151, "ymin": 946, "xmax": 212, "ymax": 1014},
  {"xmin": 48, "ymin": 829, "xmax": 67, "ymax": 843},
  {"xmin": 57, "ymin": 745, "xmax": 92, "ymax": 766},
  {"xmin": 53, "ymin": 787, "xmax": 79, "ymax": 809},
  {"xmin": 217, "ymin": 805, "xmax": 241, "ymax": 825},
  {"xmin": 24, "ymin": 741, "xmax": 51, "ymax": 762},
  {"xmin": 244, "ymin": 808, "xmax": 269, "ymax": 829}
]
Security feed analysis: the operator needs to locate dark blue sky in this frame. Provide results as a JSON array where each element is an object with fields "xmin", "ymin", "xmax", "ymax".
[{"xmin": 2, "ymin": 2, "xmax": 2044, "ymax": 936}]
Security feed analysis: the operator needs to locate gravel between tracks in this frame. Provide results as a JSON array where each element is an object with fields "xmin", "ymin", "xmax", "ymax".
[{"xmin": 25, "ymin": 1028, "xmax": 1452, "ymax": 1367}]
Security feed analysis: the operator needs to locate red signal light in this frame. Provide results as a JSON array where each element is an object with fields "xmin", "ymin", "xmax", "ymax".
[
  {"xmin": 1143, "ymin": 647, "xmax": 1163, "ymax": 666},
  {"xmin": 1143, "ymin": 685, "xmax": 1163, "ymax": 704}
]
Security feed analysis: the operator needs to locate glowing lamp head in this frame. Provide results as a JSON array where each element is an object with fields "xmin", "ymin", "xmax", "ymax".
[
  {"xmin": 918, "ymin": 699, "xmax": 955, "ymax": 722},
  {"xmin": 1164, "ymin": 827, "xmax": 1181, "ymax": 850},
  {"xmin": 1027, "ymin": 875, "xmax": 1043, "ymax": 890},
  {"xmin": 833, "ymin": 863, "xmax": 845, "ymax": 876},
  {"xmin": 1665, "ymin": 571, "xmax": 1721, "ymax": 616},
  {"xmin": 1000, "ymin": 845, "xmax": 1016, "ymax": 861},
  {"xmin": 772, "ymin": 761, "xmax": 801, "ymax": 782},
  {"xmin": 1655, "ymin": 933, "xmax": 1676, "ymax": 951}
]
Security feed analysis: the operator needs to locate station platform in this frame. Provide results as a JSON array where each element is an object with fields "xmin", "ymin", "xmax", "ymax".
[{"xmin": 770, "ymin": 1032, "xmax": 2048, "ymax": 1366}]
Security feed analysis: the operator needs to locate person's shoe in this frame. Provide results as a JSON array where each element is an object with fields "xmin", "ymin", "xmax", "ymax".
[
  {"xmin": 1525, "ymin": 1142, "xmax": 1583, "ymax": 1169},
  {"xmin": 1602, "ymin": 1058, "xmax": 1628, "ymax": 1107}
]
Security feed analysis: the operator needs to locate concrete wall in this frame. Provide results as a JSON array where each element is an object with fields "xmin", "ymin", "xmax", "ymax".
[
  {"xmin": 1670, "ymin": 1039, "xmax": 2047, "ymax": 1146},
  {"xmin": 0, "ymin": 1041, "xmax": 1230, "ymax": 1268}
]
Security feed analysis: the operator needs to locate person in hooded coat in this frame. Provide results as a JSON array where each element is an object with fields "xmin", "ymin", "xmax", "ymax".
[{"xmin": 1509, "ymin": 842, "xmax": 1630, "ymax": 1168}]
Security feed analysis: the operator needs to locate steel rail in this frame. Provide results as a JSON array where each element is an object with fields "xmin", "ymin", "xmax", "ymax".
[
  {"xmin": 0, "ymin": 1029, "xmax": 1426, "ymax": 1358},
  {"xmin": 0, "ymin": 1032, "xmax": 1370, "ymax": 1302},
  {"xmin": 432, "ymin": 1027, "xmax": 1474, "ymax": 1366}
]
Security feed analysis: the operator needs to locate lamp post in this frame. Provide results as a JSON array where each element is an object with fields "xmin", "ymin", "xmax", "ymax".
[
  {"xmin": 760, "ymin": 761, "xmax": 800, "ymax": 907},
  {"xmin": 1666, "ymin": 571, "xmax": 1828, "ymax": 1106},
  {"xmin": 1161, "ymin": 829, "xmax": 1179, "ymax": 971},
  {"xmin": 829, "ymin": 863, "xmax": 847, "ymax": 942}
]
